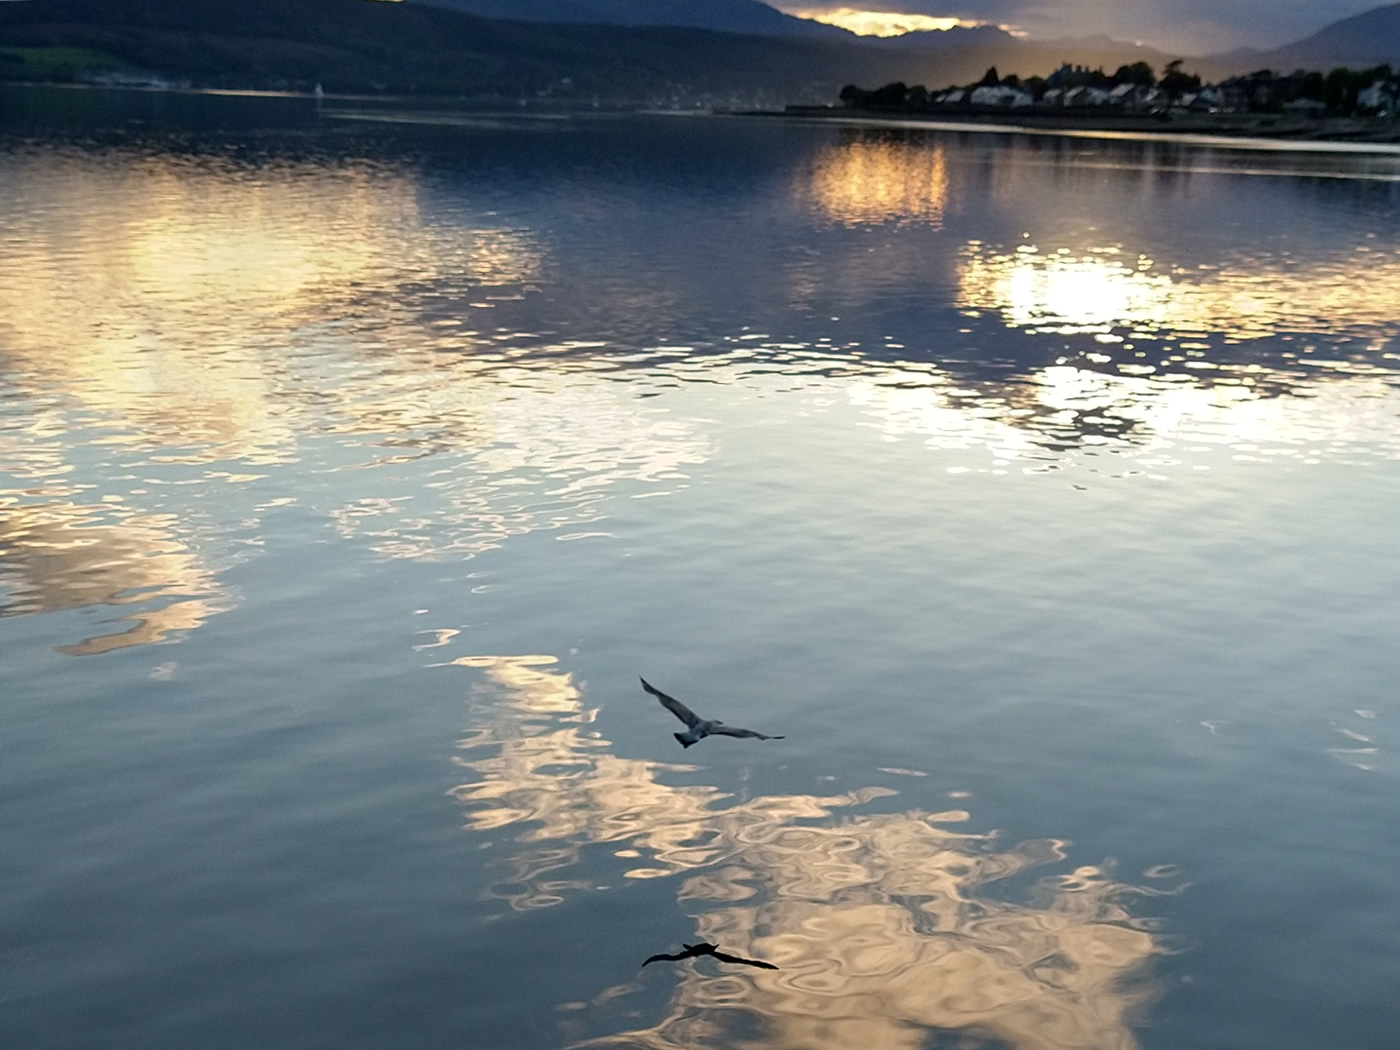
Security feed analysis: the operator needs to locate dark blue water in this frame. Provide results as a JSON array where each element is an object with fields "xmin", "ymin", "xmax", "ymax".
[{"xmin": 3, "ymin": 87, "xmax": 1400, "ymax": 1050}]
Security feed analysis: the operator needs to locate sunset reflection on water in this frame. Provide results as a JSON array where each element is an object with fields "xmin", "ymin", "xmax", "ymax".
[
  {"xmin": 452, "ymin": 656, "xmax": 1165, "ymax": 1050},
  {"xmin": 804, "ymin": 137, "xmax": 949, "ymax": 227},
  {"xmin": 4, "ymin": 126, "xmax": 1400, "ymax": 661},
  {"xmin": 957, "ymin": 239, "xmax": 1400, "ymax": 342},
  {"xmin": 0, "ymin": 501, "xmax": 224, "ymax": 655},
  {"xmin": 448, "ymin": 655, "xmax": 895, "ymax": 906},
  {"xmin": 6, "ymin": 105, "xmax": 1400, "ymax": 1050}
]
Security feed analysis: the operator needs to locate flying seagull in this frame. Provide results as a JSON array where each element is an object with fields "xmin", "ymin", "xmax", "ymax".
[
  {"xmin": 641, "ymin": 942, "xmax": 778, "ymax": 970},
  {"xmin": 639, "ymin": 677, "xmax": 785, "ymax": 748}
]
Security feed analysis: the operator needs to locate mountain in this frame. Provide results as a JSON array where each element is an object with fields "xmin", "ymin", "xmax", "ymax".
[
  {"xmin": 1202, "ymin": 3, "xmax": 1400, "ymax": 78},
  {"xmin": 0, "ymin": 0, "xmax": 987, "ymax": 100},
  {"xmin": 411, "ymin": 0, "xmax": 853, "ymax": 39},
  {"xmin": 878, "ymin": 26, "xmax": 1172, "ymax": 81},
  {"xmin": 871, "ymin": 23, "xmax": 1018, "ymax": 52},
  {"xmin": 7, "ymin": 0, "xmax": 1393, "ymax": 106},
  {"xmin": 0, "ymin": 0, "xmax": 1182, "ymax": 101}
]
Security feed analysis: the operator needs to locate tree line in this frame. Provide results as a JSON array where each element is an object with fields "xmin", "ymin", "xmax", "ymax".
[{"xmin": 840, "ymin": 59, "xmax": 1398, "ymax": 117}]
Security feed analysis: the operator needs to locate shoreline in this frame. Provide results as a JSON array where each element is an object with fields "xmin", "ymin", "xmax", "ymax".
[{"xmin": 739, "ymin": 105, "xmax": 1400, "ymax": 153}]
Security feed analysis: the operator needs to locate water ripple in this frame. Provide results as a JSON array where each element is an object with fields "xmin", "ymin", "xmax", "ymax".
[{"xmin": 451, "ymin": 657, "xmax": 1168, "ymax": 1049}]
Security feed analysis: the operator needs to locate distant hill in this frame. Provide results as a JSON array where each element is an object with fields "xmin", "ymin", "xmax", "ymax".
[
  {"xmin": 0, "ymin": 0, "xmax": 1015, "ymax": 100},
  {"xmin": 0, "ymin": 0, "xmax": 1180, "ymax": 101},
  {"xmin": 879, "ymin": 27, "xmax": 1173, "ymax": 82},
  {"xmin": 1202, "ymin": 3, "xmax": 1400, "ymax": 78},
  {"xmin": 411, "ymin": 0, "xmax": 853, "ymax": 39},
  {"xmin": 872, "ymin": 24, "xmax": 1017, "ymax": 52},
  {"xmin": 4, "ymin": 0, "xmax": 1394, "ymax": 105},
  {"xmin": 416, "ymin": 4, "xmax": 1182, "ymax": 83}
]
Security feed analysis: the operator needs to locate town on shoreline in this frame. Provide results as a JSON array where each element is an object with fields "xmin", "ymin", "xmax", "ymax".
[{"xmin": 785, "ymin": 60, "xmax": 1400, "ymax": 143}]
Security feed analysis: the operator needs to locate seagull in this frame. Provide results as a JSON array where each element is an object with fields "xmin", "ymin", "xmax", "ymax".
[
  {"xmin": 641, "ymin": 942, "xmax": 778, "ymax": 970},
  {"xmin": 640, "ymin": 677, "xmax": 785, "ymax": 748}
]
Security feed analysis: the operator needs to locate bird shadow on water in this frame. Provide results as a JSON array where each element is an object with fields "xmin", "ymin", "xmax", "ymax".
[{"xmin": 448, "ymin": 655, "xmax": 1179, "ymax": 1050}]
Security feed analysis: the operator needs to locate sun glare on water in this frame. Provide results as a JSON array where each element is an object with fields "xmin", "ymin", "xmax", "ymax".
[{"xmin": 779, "ymin": 6, "xmax": 969, "ymax": 36}]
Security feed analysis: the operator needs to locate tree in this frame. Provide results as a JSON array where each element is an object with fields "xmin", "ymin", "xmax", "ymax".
[
  {"xmin": 1360, "ymin": 63, "xmax": 1393, "ymax": 87},
  {"xmin": 1113, "ymin": 61, "xmax": 1155, "ymax": 87},
  {"xmin": 1324, "ymin": 67, "xmax": 1362, "ymax": 113},
  {"xmin": 868, "ymin": 82, "xmax": 912, "ymax": 107},
  {"xmin": 1159, "ymin": 59, "xmax": 1200, "ymax": 102},
  {"xmin": 979, "ymin": 66, "xmax": 999, "ymax": 86},
  {"xmin": 1296, "ymin": 71, "xmax": 1325, "ymax": 102}
]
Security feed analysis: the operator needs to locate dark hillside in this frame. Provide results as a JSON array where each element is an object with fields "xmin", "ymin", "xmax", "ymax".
[
  {"xmin": 14, "ymin": 0, "xmax": 1385, "ymax": 102},
  {"xmin": 0, "ymin": 0, "xmax": 1192, "ymax": 102},
  {"xmin": 0, "ymin": 0, "xmax": 911, "ymax": 98},
  {"xmin": 413, "ymin": 0, "xmax": 853, "ymax": 39},
  {"xmin": 1202, "ymin": 3, "xmax": 1400, "ymax": 79}
]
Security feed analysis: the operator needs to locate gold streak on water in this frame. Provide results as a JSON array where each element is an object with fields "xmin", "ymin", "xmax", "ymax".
[
  {"xmin": 0, "ymin": 152, "xmax": 543, "ymax": 461},
  {"xmin": 803, "ymin": 138, "xmax": 949, "ymax": 227},
  {"xmin": 449, "ymin": 655, "xmax": 891, "ymax": 906},
  {"xmin": 593, "ymin": 844, "xmax": 1157, "ymax": 1050},
  {"xmin": 847, "ymin": 362, "xmax": 1400, "ymax": 462},
  {"xmin": 0, "ymin": 502, "xmax": 223, "ymax": 655},
  {"xmin": 0, "ymin": 151, "xmax": 713, "ymax": 645},
  {"xmin": 957, "ymin": 242, "xmax": 1400, "ymax": 339},
  {"xmin": 452, "ymin": 658, "xmax": 1163, "ymax": 1048}
]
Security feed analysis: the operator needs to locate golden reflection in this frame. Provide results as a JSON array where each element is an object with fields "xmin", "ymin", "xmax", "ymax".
[
  {"xmin": 449, "ymin": 655, "xmax": 893, "ymax": 908},
  {"xmin": 452, "ymin": 657, "xmax": 1165, "ymax": 1047},
  {"xmin": 0, "ymin": 150, "xmax": 544, "ymax": 462},
  {"xmin": 587, "ymin": 834, "xmax": 1158, "ymax": 1050},
  {"xmin": 0, "ymin": 149, "xmax": 706, "ymax": 637},
  {"xmin": 814, "ymin": 237, "xmax": 1400, "ymax": 456},
  {"xmin": 804, "ymin": 136, "xmax": 949, "ymax": 226},
  {"xmin": 848, "ymin": 361, "xmax": 1400, "ymax": 461},
  {"xmin": 328, "ymin": 379, "xmax": 710, "ymax": 559},
  {"xmin": 0, "ymin": 501, "xmax": 224, "ymax": 655},
  {"xmin": 958, "ymin": 241, "xmax": 1400, "ymax": 340}
]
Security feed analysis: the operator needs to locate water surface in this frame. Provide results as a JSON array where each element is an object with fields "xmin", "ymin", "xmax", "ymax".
[{"xmin": 3, "ymin": 89, "xmax": 1400, "ymax": 1050}]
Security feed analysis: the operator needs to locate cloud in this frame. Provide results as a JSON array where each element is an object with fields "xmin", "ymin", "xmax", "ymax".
[{"xmin": 776, "ymin": 0, "xmax": 1383, "ymax": 53}]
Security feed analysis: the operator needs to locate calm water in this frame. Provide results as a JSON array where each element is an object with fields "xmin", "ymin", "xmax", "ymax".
[{"xmin": 3, "ymin": 88, "xmax": 1400, "ymax": 1050}]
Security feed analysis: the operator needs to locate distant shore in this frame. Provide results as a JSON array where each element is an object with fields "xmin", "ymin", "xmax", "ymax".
[{"xmin": 744, "ymin": 104, "xmax": 1400, "ymax": 149}]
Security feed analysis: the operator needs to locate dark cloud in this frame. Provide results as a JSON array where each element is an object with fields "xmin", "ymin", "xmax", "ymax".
[{"xmin": 786, "ymin": 1, "xmax": 1382, "ymax": 53}]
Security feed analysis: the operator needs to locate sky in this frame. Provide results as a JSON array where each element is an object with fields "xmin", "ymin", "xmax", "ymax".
[{"xmin": 774, "ymin": 1, "xmax": 1388, "ymax": 54}]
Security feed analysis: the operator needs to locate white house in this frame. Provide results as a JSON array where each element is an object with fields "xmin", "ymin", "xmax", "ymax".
[
  {"xmin": 1108, "ymin": 83, "xmax": 1148, "ymax": 106},
  {"xmin": 1195, "ymin": 86, "xmax": 1224, "ymax": 109},
  {"xmin": 970, "ymin": 85, "xmax": 1034, "ymax": 107},
  {"xmin": 1063, "ymin": 86, "xmax": 1111, "ymax": 106},
  {"xmin": 1358, "ymin": 81, "xmax": 1397, "ymax": 112}
]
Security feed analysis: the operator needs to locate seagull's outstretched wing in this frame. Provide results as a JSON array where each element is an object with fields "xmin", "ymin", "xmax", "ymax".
[
  {"xmin": 640, "ymin": 677, "xmax": 701, "ymax": 728},
  {"xmin": 641, "ymin": 950, "xmax": 689, "ymax": 967},
  {"xmin": 642, "ymin": 942, "xmax": 713, "ymax": 967},
  {"xmin": 710, "ymin": 948, "xmax": 779, "ymax": 970},
  {"xmin": 710, "ymin": 725, "xmax": 784, "ymax": 741}
]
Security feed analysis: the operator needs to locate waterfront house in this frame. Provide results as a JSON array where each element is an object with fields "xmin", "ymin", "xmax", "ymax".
[
  {"xmin": 1062, "ymin": 86, "xmax": 1111, "ymax": 106},
  {"xmin": 970, "ymin": 84, "xmax": 1034, "ymax": 107},
  {"xmin": 1358, "ymin": 80, "xmax": 1397, "ymax": 114},
  {"xmin": 1108, "ymin": 83, "xmax": 1150, "ymax": 108}
]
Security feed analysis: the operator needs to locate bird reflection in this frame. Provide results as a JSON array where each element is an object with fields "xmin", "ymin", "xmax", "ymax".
[
  {"xmin": 454, "ymin": 657, "xmax": 1167, "ymax": 1050},
  {"xmin": 640, "ymin": 677, "xmax": 785, "ymax": 748},
  {"xmin": 642, "ymin": 942, "xmax": 778, "ymax": 970}
]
